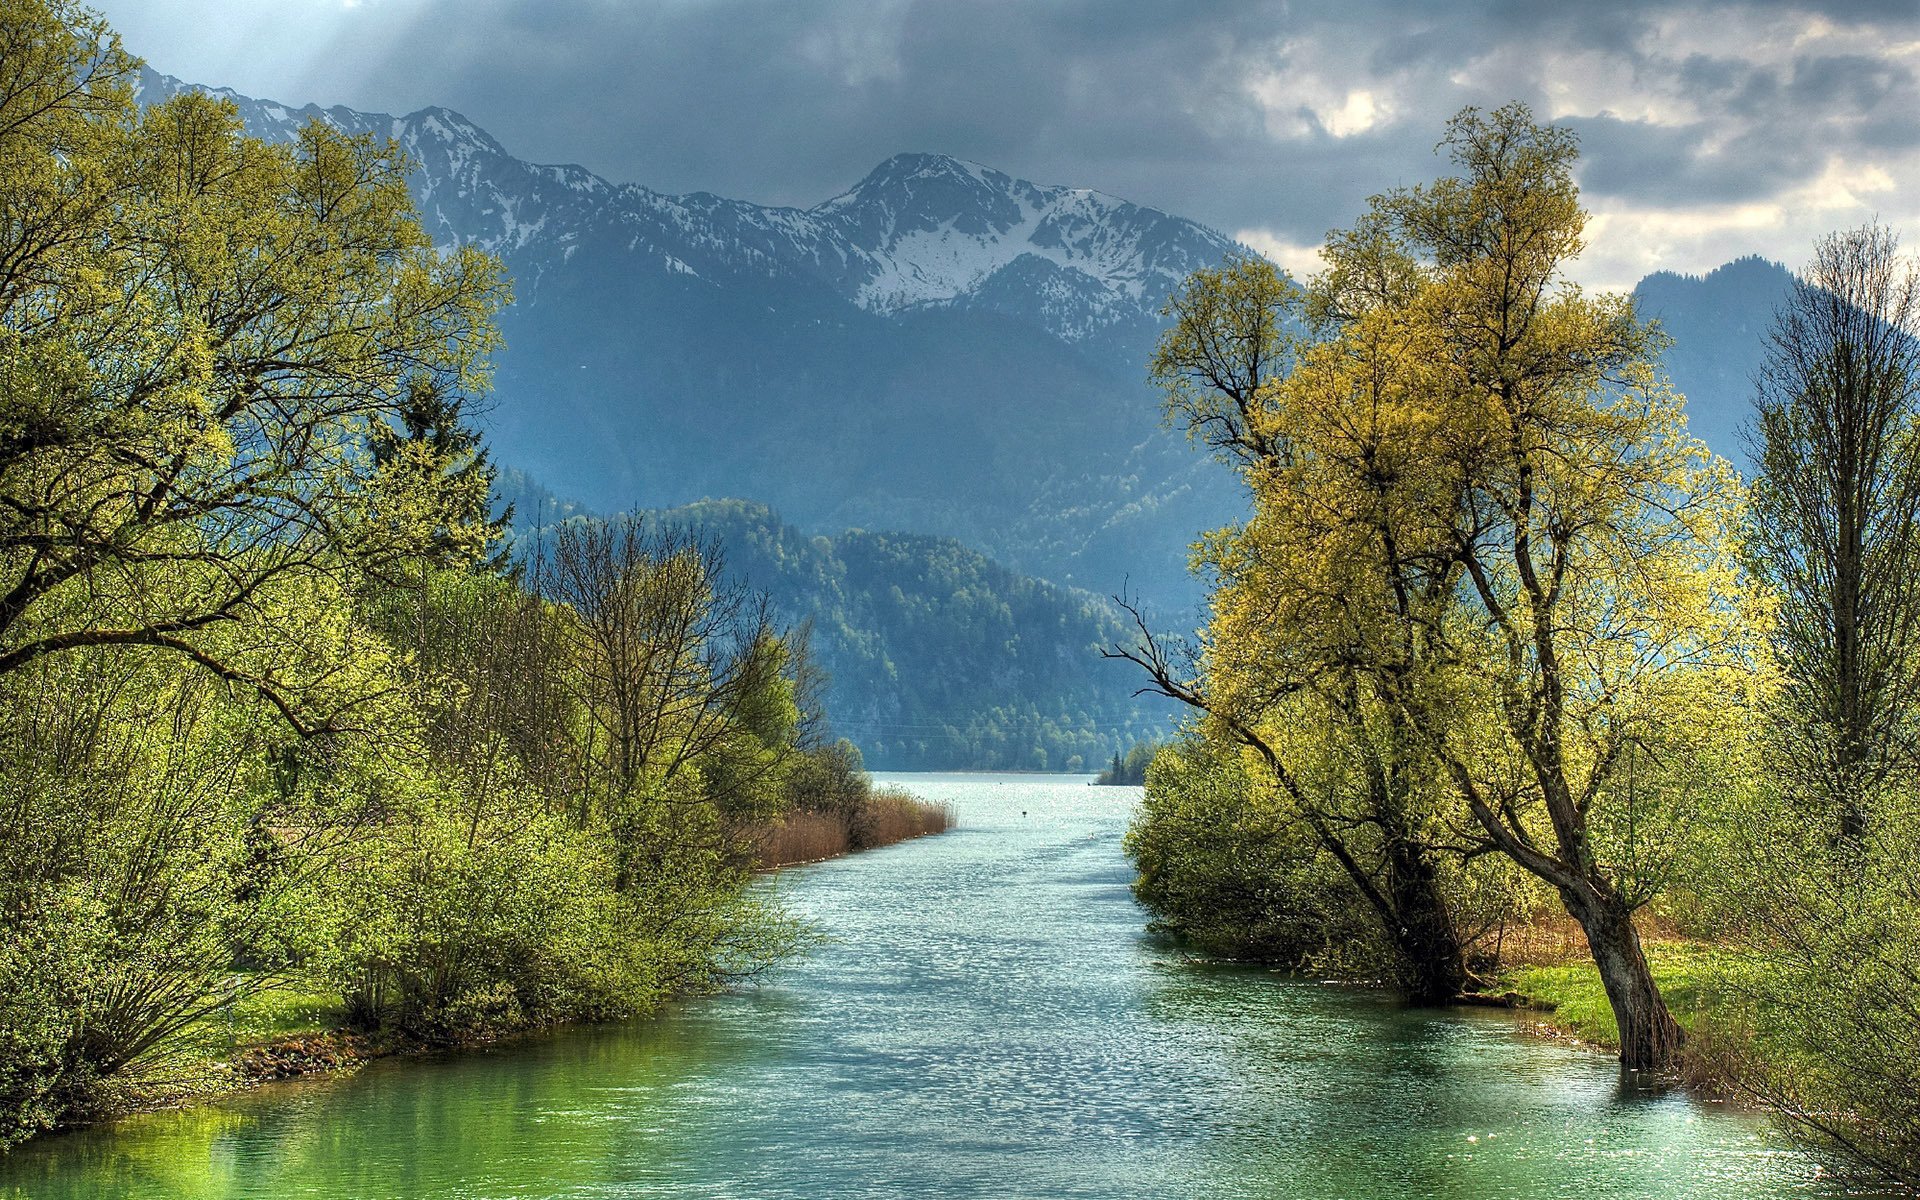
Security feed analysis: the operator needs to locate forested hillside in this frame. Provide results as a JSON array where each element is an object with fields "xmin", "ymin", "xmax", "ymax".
[
  {"xmin": 502, "ymin": 476, "xmax": 1174, "ymax": 771},
  {"xmin": 1633, "ymin": 255, "xmax": 1798, "ymax": 464}
]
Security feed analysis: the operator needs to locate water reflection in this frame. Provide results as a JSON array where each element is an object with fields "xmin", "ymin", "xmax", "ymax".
[{"xmin": 0, "ymin": 773, "xmax": 1842, "ymax": 1199}]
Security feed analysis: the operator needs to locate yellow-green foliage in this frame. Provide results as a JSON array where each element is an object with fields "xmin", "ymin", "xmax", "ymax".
[
  {"xmin": 1138, "ymin": 101, "xmax": 1767, "ymax": 1068},
  {"xmin": 1125, "ymin": 738, "xmax": 1385, "ymax": 970},
  {"xmin": 0, "ymin": 0, "xmax": 505, "ymax": 728},
  {"xmin": 0, "ymin": 0, "xmax": 829, "ymax": 1152}
]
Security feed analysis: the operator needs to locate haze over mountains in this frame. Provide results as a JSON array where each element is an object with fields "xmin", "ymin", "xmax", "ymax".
[{"xmin": 135, "ymin": 68, "xmax": 1802, "ymax": 765}]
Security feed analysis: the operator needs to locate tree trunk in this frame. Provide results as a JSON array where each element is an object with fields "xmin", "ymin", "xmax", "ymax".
[
  {"xmin": 1386, "ymin": 843, "xmax": 1469, "ymax": 1005},
  {"xmin": 1563, "ymin": 887, "xmax": 1683, "ymax": 1071}
]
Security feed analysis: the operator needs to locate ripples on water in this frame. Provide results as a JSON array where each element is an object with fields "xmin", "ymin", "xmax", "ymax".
[{"xmin": 0, "ymin": 773, "xmax": 1841, "ymax": 1198}]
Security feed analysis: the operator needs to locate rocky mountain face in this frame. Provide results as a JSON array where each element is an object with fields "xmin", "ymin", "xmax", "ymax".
[{"xmin": 139, "ymin": 69, "xmax": 1244, "ymax": 612}]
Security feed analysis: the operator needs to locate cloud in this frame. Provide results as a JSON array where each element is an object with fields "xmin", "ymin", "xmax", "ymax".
[
  {"xmin": 1232, "ymin": 229, "xmax": 1327, "ymax": 278},
  {"xmin": 91, "ymin": 0, "xmax": 1920, "ymax": 288}
]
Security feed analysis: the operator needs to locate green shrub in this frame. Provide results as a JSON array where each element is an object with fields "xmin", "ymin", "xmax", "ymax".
[{"xmin": 1125, "ymin": 738, "xmax": 1384, "ymax": 971}]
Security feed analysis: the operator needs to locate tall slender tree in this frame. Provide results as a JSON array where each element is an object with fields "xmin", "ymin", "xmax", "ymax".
[{"xmin": 1746, "ymin": 223, "xmax": 1920, "ymax": 842}]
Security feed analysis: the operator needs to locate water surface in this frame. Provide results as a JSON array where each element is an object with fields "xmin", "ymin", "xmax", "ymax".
[{"xmin": 0, "ymin": 773, "xmax": 1839, "ymax": 1198}]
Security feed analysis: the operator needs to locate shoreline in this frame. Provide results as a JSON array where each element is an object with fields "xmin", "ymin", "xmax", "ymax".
[{"xmin": 53, "ymin": 810, "xmax": 959, "ymax": 1143}]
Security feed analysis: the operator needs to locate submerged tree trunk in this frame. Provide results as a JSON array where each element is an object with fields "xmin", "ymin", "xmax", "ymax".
[{"xmin": 1562, "ymin": 886, "xmax": 1683, "ymax": 1072}]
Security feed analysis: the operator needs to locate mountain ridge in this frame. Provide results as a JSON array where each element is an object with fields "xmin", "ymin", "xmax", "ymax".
[
  {"xmin": 136, "ymin": 69, "xmax": 1238, "ymax": 347},
  {"xmin": 136, "ymin": 66, "xmax": 1245, "ymax": 607},
  {"xmin": 138, "ymin": 67, "xmax": 1793, "ymax": 608},
  {"xmin": 497, "ymin": 474, "xmax": 1175, "ymax": 770}
]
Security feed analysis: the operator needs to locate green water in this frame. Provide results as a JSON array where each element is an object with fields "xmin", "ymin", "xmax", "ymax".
[{"xmin": 1, "ymin": 773, "xmax": 1841, "ymax": 1198}]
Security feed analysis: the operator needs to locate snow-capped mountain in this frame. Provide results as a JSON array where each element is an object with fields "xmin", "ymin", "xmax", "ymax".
[
  {"xmin": 132, "ymin": 70, "xmax": 1790, "ymax": 611},
  {"xmin": 136, "ymin": 70, "xmax": 1248, "ymax": 608},
  {"xmin": 139, "ymin": 70, "xmax": 1236, "ymax": 350}
]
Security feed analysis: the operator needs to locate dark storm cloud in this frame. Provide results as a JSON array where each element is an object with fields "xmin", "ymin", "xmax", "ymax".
[
  {"xmin": 95, "ymin": 0, "xmax": 1920, "ymax": 280},
  {"xmin": 319, "ymin": 0, "xmax": 1290, "ymax": 206}
]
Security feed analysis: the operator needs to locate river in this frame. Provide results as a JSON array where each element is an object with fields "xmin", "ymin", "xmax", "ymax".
[{"xmin": 0, "ymin": 773, "xmax": 1840, "ymax": 1198}]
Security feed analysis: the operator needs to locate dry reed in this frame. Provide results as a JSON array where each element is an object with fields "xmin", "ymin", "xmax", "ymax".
[
  {"xmin": 752, "ymin": 787, "xmax": 956, "ymax": 870},
  {"xmin": 754, "ymin": 812, "xmax": 852, "ymax": 869},
  {"xmin": 858, "ymin": 786, "xmax": 956, "ymax": 848}
]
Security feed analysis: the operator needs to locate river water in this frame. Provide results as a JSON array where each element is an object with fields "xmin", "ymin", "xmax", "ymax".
[{"xmin": 1, "ymin": 773, "xmax": 1840, "ymax": 1198}]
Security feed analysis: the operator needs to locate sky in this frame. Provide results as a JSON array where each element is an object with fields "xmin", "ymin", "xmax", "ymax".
[{"xmin": 92, "ymin": 0, "xmax": 1920, "ymax": 290}]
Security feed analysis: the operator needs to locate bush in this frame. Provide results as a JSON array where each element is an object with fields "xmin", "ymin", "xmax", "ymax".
[
  {"xmin": 1703, "ymin": 802, "xmax": 1920, "ymax": 1187},
  {"xmin": 775, "ymin": 742, "xmax": 955, "ymax": 856},
  {"xmin": 1125, "ymin": 738, "xmax": 1384, "ymax": 970},
  {"xmin": 0, "ymin": 656, "xmax": 322, "ymax": 1147},
  {"xmin": 859, "ymin": 787, "xmax": 955, "ymax": 847},
  {"xmin": 317, "ymin": 779, "xmax": 649, "ymax": 1041}
]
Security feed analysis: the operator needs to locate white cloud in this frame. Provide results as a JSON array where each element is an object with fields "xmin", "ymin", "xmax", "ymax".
[{"xmin": 1233, "ymin": 228, "xmax": 1327, "ymax": 278}]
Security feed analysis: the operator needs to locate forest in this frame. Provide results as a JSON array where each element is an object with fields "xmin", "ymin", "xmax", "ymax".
[
  {"xmin": 1118, "ymin": 104, "xmax": 1920, "ymax": 1186},
  {"xmin": 499, "ymin": 486, "xmax": 1173, "ymax": 773},
  {"xmin": 0, "ymin": 1, "xmax": 948, "ymax": 1150}
]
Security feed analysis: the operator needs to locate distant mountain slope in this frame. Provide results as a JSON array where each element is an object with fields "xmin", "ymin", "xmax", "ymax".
[
  {"xmin": 137, "ymin": 69, "xmax": 1243, "ymax": 609},
  {"xmin": 1632, "ymin": 255, "xmax": 1797, "ymax": 467},
  {"xmin": 138, "ymin": 67, "xmax": 1803, "ymax": 610},
  {"xmin": 500, "ymin": 477, "xmax": 1173, "ymax": 771}
]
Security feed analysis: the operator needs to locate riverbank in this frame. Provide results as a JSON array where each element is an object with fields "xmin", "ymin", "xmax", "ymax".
[
  {"xmin": 8, "ymin": 772, "xmax": 1829, "ymax": 1200},
  {"xmin": 69, "ymin": 797, "xmax": 958, "ymax": 1135},
  {"xmin": 1486, "ymin": 919, "xmax": 1757, "ymax": 1092},
  {"xmin": 753, "ymin": 786, "xmax": 957, "ymax": 868}
]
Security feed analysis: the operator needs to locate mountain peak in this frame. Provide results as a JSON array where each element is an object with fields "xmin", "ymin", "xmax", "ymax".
[
  {"xmin": 399, "ymin": 105, "xmax": 502, "ymax": 151},
  {"xmin": 819, "ymin": 151, "xmax": 1014, "ymax": 220},
  {"xmin": 860, "ymin": 151, "xmax": 982, "ymax": 185}
]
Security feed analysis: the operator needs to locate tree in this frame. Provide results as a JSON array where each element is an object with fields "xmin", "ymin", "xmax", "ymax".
[
  {"xmin": 1116, "ymin": 253, "xmax": 1479, "ymax": 1004},
  {"xmin": 1723, "ymin": 223, "xmax": 1920, "ymax": 1187},
  {"xmin": 1129, "ymin": 105, "xmax": 1757, "ymax": 1069},
  {"xmin": 1746, "ymin": 223, "xmax": 1920, "ymax": 842},
  {"xmin": 367, "ymin": 375, "xmax": 514, "ymax": 576},
  {"xmin": 548, "ymin": 519, "xmax": 786, "ymax": 824},
  {"xmin": 1349, "ymin": 104, "xmax": 1754, "ymax": 1070},
  {"xmin": 0, "ymin": 3, "xmax": 506, "ymax": 733}
]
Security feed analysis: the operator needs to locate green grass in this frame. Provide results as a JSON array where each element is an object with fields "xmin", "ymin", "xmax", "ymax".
[
  {"xmin": 1496, "ymin": 942, "xmax": 1754, "ymax": 1051},
  {"xmin": 122, "ymin": 978, "xmax": 348, "ymax": 1106},
  {"xmin": 173, "ymin": 981, "xmax": 344, "ymax": 1061}
]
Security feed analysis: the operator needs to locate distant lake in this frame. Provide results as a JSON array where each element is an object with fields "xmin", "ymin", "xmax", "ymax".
[{"xmin": 0, "ymin": 773, "xmax": 1838, "ymax": 1198}]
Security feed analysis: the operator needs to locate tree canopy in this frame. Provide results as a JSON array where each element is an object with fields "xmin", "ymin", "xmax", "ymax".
[{"xmin": 0, "ymin": 3, "xmax": 506, "ymax": 731}]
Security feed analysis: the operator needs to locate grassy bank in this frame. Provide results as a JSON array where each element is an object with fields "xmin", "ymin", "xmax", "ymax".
[
  {"xmin": 1485, "ymin": 919, "xmax": 1763, "ymax": 1093},
  {"xmin": 1496, "ymin": 945, "xmax": 1747, "ymax": 1049},
  {"xmin": 94, "ymin": 792, "xmax": 955, "ymax": 1124}
]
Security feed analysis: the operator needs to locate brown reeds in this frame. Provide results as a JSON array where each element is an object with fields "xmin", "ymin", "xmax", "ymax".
[
  {"xmin": 751, "ymin": 788, "xmax": 956, "ymax": 870},
  {"xmin": 753, "ymin": 813, "xmax": 852, "ymax": 869},
  {"xmin": 1478, "ymin": 908, "xmax": 1691, "ymax": 973},
  {"xmin": 857, "ymin": 786, "xmax": 956, "ymax": 849}
]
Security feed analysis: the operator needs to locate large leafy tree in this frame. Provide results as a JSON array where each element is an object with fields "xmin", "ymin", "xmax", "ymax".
[
  {"xmin": 1117, "ymin": 252, "xmax": 1479, "ymax": 1004},
  {"xmin": 1338, "ymin": 105, "xmax": 1755, "ymax": 1071},
  {"xmin": 1135, "ymin": 105, "xmax": 1757, "ymax": 1070},
  {"xmin": 0, "ymin": 0, "xmax": 506, "ymax": 732}
]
